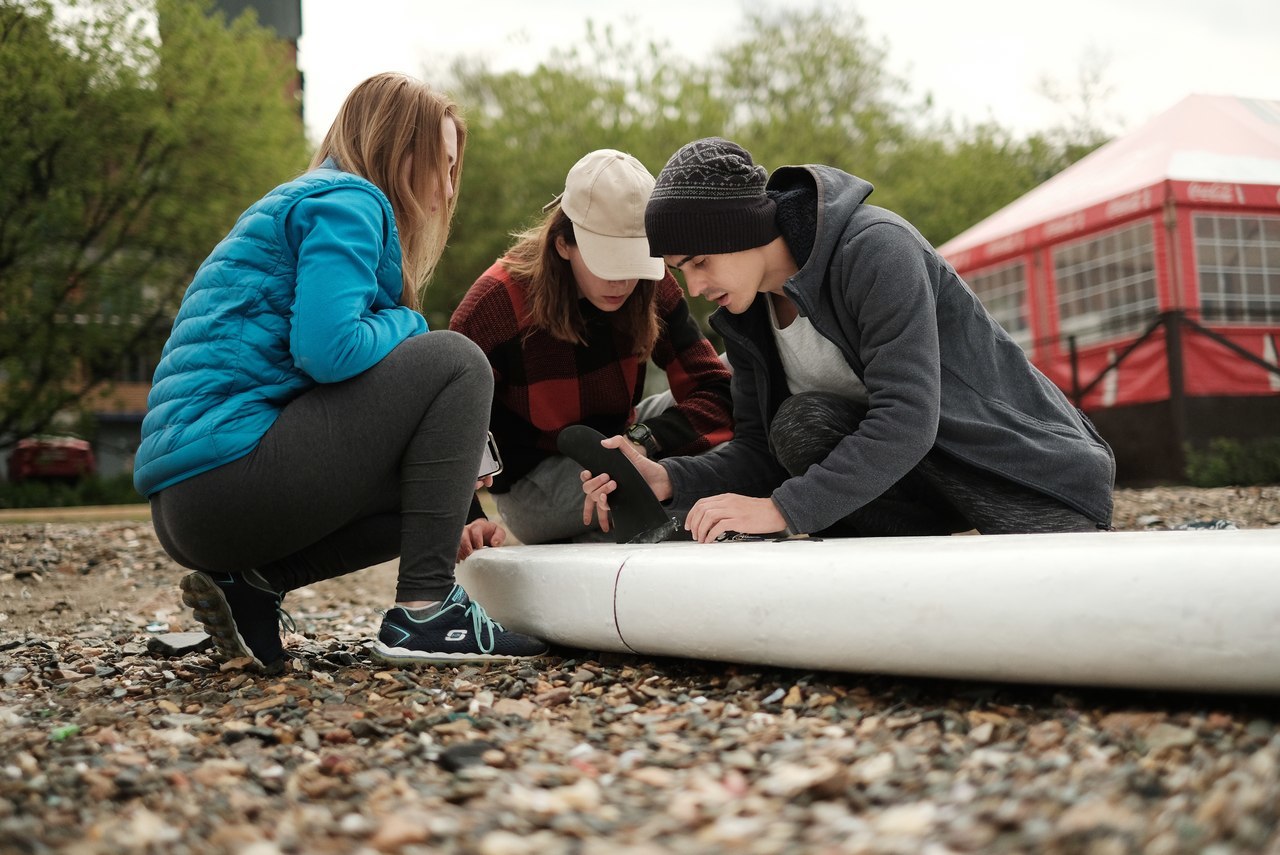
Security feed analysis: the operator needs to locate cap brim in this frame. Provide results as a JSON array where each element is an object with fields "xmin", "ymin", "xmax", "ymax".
[{"xmin": 574, "ymin": 228, "xmax": 665, "ymax": 281}]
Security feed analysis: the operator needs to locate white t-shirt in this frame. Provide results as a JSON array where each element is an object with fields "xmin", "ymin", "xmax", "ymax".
[{"xmin": 767, "ymin": 296, "xmax": 868, "ymax": 404}]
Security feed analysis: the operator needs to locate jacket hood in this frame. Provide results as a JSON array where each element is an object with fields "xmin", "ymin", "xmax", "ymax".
[{"xmin": 767, "ymin": 165, "xmax": 874, "ymax": 289}]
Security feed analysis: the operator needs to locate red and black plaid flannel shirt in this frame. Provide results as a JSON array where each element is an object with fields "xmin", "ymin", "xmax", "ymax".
[{"xmin": 450, "ymin": 261, "xmax": 733, "ymax": 493}]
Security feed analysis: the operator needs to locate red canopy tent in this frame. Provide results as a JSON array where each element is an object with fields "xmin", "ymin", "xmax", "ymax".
[{"xmin": 940, "ymin": 94, "xmax": 1280, "ymax": 481}]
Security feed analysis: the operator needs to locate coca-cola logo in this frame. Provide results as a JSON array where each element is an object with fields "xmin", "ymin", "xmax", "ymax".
[{"xmin": 1188, "ymin": 183, "xmax": 1243, "ymax": 205}]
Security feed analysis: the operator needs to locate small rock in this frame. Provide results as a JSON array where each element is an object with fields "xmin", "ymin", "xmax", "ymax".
[
  {"xmin": 368, "ymin": 814, "xmax": 431, "ymax": 851},
  {"xmin": 1145, "ymin": 723, "xmax": 1197, "ymax": 754},
  {"xmin": 629, "ymin": 767, "xmax": 676, "ymax": 787},
  {"xmin": 759, "ymin": 760, "xmax": 845, "ymax": 798},
  {"xmin": 1057, "ymin": 798, "xmax": 1143, "ymax": 834},
  {"xmin": 338, "ymin": 813, "xmax": 372, "ymax": 836},
  {"xmin": 438, "ymin": 740, "xmax": 498, "ymax": 772},
  {"xmin": 874, "ymin": 802, "xmax": 937, "ymax": 835},
  {"xmin": 348, "ymin": 719, "xmax": 385, "ymax": 738},
  {"xmin": 492, "ymin": 697, "xmax": 536, "ymax": 719},
  {"xmin": 478, "ymin": 830, "xmax": 535, "ymax": 855},
  {"xmin": 157, "ymin": 728, "xmax": 198, "ymax": 747},
  {"xmin": 851, "ymin": 751, "xmax": 896, "ymax": 784},
  {"xmin": 533, "ymin": 687, "xmax": 572, "ymax": 707},
  {"xmin": 1027, "ymin": 720, "xmax": 1066, "ymax": 750},
  {"xmin": 1100, "ymin": 711, "xmax": 1166, "ymax": 738}
]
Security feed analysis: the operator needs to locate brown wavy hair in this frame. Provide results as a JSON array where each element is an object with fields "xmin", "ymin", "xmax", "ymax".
[
  {"xmin": 310, "ymin": 72, "xmax": 466, "ymax": 311},
  {"xmin": 501, "ymin": 204, "xmax": 659, "ymax": 358}
]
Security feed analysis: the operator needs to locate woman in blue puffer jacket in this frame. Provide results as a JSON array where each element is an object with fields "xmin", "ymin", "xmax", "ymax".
[{"xmin": 135, "ymin": 72, "xmax": 546, "ymax": 672}]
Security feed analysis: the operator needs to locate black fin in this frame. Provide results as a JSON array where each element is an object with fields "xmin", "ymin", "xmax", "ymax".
[{"xmin": 557, "ymin": 425, "xmax": 679, "ymax": 544}]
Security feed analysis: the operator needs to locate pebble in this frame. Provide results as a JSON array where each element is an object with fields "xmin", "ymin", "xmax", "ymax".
[{"xmin": 146, "ymin": 632, "xmax": 211, "ymax": 655}]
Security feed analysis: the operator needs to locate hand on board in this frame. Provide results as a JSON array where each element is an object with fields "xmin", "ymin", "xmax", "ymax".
[
  {"xmin": 685, "ymin": 494, "xmax": 786, "ymax": 543},
  {"xmin": 457, "ymin": 519, "xmax": 506, "ymax": 562}
]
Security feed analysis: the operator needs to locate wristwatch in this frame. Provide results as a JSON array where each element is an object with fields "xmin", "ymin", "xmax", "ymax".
[{"xmin": 625, "ymin": 422, "xmax": 660, "ymax": 456}]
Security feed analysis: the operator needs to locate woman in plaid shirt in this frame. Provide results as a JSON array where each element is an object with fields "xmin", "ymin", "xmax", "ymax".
[{"xmin": 451, "ymin": 150, "xmax": 732, "ymax": 547}]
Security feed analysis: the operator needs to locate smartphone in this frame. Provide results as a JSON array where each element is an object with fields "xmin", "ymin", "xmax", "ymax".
[{"xmin": 478, "ymin": 431, "xmax": 503, "ymax": 479}]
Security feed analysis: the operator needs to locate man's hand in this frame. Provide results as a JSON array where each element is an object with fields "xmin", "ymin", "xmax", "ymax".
[
  {"xmin": 685, "ymin": 494, "xmax": 786, "ymax": 543},
  {"xmin": 457, "ymin": 519, "xmax": 506, "ymax": 562},
  {"xmin": 579, "ymin": 434, "xmax": 673, "ymax": 533}
]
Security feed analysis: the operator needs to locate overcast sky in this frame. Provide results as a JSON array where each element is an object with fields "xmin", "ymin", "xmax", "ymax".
[{"xmin": 296, "ymin": 0, "xmax": 1280, "ymax": 146}]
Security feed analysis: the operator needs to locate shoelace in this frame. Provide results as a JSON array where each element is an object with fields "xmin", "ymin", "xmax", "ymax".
[
  {"xmin": 464, "ymin": 600, "xmax": 508, "ymax": 655},
  {"xmin": 241, "ymin": 569, "xmax": 296, "ymax": 635},
  {"xmin": 277, "ymin": 606, "xmax": 297, "ymax": 635}
]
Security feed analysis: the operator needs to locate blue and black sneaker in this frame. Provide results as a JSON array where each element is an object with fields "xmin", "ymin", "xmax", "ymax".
[
  {"xmin": 179, "ymin": 570, "xmax": 290, "ymax": 674},
  {"xmin": 372, "ymin": 584, "xmax": 548, "ymax": 665}
]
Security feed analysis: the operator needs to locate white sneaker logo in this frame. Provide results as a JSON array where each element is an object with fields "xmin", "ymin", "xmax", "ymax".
[{"xmin": 445, "ymin": 629, "xmax": 468, "ymax": 642}]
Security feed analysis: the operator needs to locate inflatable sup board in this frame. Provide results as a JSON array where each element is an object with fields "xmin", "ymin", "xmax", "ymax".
[
  {"xmin": 479, "ymin": 424, "xmax": 1280, "ymax": 693},
  {"xmin": 457, "ymin": 531, "xmax": 1280, "ymax": 694}
]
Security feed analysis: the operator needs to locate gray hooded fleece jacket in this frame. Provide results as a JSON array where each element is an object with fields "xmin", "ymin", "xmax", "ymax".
[{"xmin": 661, "ymin": 165, "xmax": 1115, "ymax": 533}]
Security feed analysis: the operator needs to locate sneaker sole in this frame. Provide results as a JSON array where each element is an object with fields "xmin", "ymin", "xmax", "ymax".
[
  {"xmin": 369, "ymin": 640, "xmax": 548, "ymax": 666},
  {"xmin": 179, "ymin": 572, "xmax": 282, "ymax": 674}
]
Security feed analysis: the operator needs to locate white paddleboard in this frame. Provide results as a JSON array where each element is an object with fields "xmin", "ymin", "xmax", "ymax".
[{"xmin": 457, "ymin": 530, "xmax": 1280, "ymax": 694}]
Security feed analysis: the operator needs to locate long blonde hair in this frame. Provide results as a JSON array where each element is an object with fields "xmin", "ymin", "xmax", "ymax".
[
  {"xmin": 502, "ymin": 205, "xmax": 659, "ymax": 358},
  {"xmin": 310, "ymin": 73, "xmax": 466, "ymax": 310}
]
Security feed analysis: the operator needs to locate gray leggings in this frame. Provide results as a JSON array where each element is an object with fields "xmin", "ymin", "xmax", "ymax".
[
  {"xmin": 769, "ymin": 392, "xmax": 1106, "ymax": 535},
  {"xmin": 149, "ymin": 332, "xmax": 492, "ymax": 602}
]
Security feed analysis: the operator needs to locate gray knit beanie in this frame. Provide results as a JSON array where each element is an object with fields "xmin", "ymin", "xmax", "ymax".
[{"xmin": 644, "ymin": 138, "xmax": 779, "ymax": 257}]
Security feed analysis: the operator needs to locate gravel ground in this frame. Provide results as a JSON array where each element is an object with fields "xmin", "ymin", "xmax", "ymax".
[{"xmin": 1, "ymin": 487, "xmax": 1278, "ymax": 854}]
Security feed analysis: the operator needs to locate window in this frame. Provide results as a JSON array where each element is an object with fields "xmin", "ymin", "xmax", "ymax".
[
  {"xmin": 1053, "ymin": 221, "xmax": 1158, "ymax": 345},
  {"xmin": 1195, "ymin": 214, "xmax": 1280, "ymax": 324},
  {"xmin": 966, "ymin": 261, "xmax": 1030, "ymax": 349}
]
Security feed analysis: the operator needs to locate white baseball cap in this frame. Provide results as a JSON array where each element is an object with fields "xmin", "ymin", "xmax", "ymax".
[{"xmin": 554, "ymin": 149, "xmax": 665, "ymax": 281}]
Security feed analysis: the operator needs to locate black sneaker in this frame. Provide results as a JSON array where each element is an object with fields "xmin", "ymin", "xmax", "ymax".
[
  {"xmin": 179, "ymin": 570, "xmax": 289, "ymax": 674},
  {"xmin": 371, "ymin": 584, "xmax": 548, "ymax": 665}
]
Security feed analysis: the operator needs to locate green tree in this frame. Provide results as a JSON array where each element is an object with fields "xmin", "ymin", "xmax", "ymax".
[
  {"xmin": 0, "ymin": 0, "xmax": 307, "ymax": 447},
  {"xmin": 883, "ymin": 122, "xmax": 1060, "ymax": 246},
  {"xmin": 712, "ymin": 7, "xmax": 918, "ymax": 180}
]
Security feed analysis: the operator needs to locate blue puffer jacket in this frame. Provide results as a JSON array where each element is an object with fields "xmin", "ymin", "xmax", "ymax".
[{"xmin": 134, "ymin": 168, "xmax": 428, "ymax": 496}]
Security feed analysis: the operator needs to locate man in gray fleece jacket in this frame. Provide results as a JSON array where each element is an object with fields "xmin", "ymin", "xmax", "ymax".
[{"xmin": 580, "ymin": 137, "xmax": 1114, "ymax": 542}]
